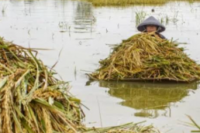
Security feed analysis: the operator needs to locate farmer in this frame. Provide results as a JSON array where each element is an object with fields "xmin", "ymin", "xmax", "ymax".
[{"xmin": 137, "ymin": 16, "xmax": 166, "ymax": 39}]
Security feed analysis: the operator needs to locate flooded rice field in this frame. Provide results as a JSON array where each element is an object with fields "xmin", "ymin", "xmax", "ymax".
[{"xmin": 0, "ymin": 0, "xmax": 200, "ymax": 132}]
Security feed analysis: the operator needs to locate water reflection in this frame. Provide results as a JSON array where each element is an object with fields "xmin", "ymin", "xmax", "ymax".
[
  {"xmin": 73, "ymin": 1, "xmax": 95, "ymax": 33},
  {"xmin": 99, "ymin": 81, "xmax": 198, "ymax": 118}
]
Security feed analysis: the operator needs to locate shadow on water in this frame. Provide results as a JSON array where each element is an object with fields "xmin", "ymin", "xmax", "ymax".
[{"xmin": 99, "ymin": 81, "xmax": 199, "ymax": 118}]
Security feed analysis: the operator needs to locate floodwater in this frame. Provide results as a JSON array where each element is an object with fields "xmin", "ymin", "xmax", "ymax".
[{"xmin": 0, "ymin": 0, "xmax": 200, "ymax": 132}]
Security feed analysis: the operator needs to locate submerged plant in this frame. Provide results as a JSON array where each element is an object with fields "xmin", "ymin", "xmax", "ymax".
[{"xmin": 1, "ymin": 5, "xmax": 7, "ymax": 15}]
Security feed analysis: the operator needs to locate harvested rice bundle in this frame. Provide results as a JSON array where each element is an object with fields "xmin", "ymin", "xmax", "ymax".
[
  {"xmin": 0, "ymin": 37, "xmax": 84, "ymax": 133},
  {"xmin": 89, "ymin": 33, "xmax": 200, "ymax": 82}
]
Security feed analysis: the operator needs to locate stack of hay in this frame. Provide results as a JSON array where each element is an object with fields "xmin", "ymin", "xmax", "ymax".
[
  {"xmin": 0, "ymin": 37, "xmax": 158, "ymax": 133},
  {"xmin": 89, "ymin": 33, "xmax": 200, "ymax": 82}
]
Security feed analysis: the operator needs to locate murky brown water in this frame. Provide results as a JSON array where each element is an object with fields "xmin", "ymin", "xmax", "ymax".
[{"xmin": 0, "ymin": 0, "xmax": 200, "ymax": 132}]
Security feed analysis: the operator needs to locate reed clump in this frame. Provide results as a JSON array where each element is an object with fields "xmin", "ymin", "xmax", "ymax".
[
  {"xmin": 84, "ymin": 0, "xmax": 196, "ymax": 6},
  {"xmin": 89, "ymin": 33, "xmax": 200, "ymax": 82},
  {"xmin": 0, "ymin": 37, "xmax": 158, "ymax": 133}
]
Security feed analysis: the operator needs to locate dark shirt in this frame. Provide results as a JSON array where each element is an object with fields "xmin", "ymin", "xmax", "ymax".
[{"xmin": 157, "ymin": 33, "xmax": 167, "ymax": 39}]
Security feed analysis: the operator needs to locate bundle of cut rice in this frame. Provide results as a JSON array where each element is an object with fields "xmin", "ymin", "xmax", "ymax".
[{"xmin": 89, "ymin": 33, "xmax": 200, "ymax": 82}]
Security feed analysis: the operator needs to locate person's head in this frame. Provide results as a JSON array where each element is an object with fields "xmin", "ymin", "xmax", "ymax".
[
  {"xmin": 137, "ymin": 16, "xmax": 166, "ymax": 33},
  {"xmin": 145, "ymin": 25, "xmax": 158, "ymax": 33}
]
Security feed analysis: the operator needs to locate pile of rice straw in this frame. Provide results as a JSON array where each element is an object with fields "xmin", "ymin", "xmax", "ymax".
[{"xmin": 89, "ymin": 33, "xmax": 200, "ymax": 82}]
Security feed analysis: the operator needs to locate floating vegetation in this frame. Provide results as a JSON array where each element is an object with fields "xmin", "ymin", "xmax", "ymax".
[
  {"xmin": 86, "ymin": 122, "xmax": 159, "ymax": 133},
  {"xmin": 0, "ymin": 37, "xmax": 158, "ymax": 133},
  {"xmin": 1, "ymin": 5, "xmax": 7, "ymax": 15},
  {"xmin": 82, "ymin": 0, "xmax": 197, "ymax": 6},
  {"xmin": 89, "ymin": 33, "xmax": 200, "ymax": 82}
]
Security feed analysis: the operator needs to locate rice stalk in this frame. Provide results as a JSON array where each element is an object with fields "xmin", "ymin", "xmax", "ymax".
[{"xmin": 187, "ymin": 115, "xmax": 200, "ymax": 132}]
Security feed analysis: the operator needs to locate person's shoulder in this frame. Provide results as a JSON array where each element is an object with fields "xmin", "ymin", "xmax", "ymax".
[{"xmin": 158, "ymin": 33, "xmax": 167, "ymax": 40}]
